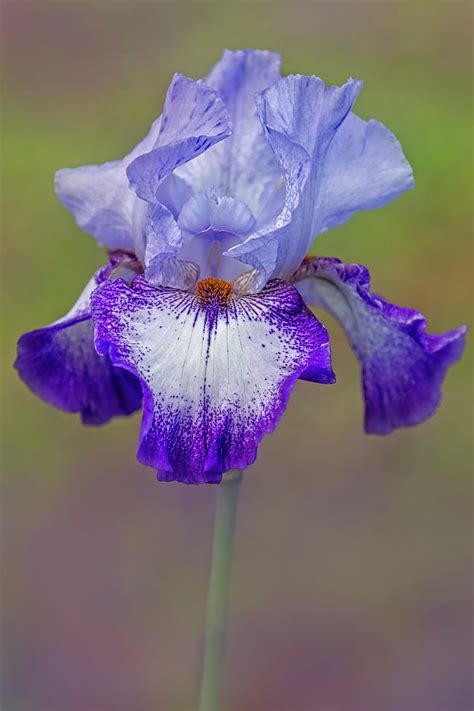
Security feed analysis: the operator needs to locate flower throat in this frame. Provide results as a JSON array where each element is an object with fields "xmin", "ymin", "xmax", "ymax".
[{"xmin": 196, "ymin": 277, "xmax": 233, "ymax": 308}]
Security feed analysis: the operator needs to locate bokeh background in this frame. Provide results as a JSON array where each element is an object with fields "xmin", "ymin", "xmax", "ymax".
[{"xmin": 1, "ymin": 1, "xmax": 473, "ymax": 710}]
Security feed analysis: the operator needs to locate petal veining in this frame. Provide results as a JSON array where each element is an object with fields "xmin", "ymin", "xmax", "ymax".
[
  {"xmin": 176, "ymin": 49, "xmax": 283, "ymax": 216},
  {"xmin": 92, "ymin": 276, "xmax": 335, "ymax": 483},
  {"xmin": 56, "ymin": 74, "xmax": 231, "ymax": 252},
  {"xmin": 127, "ymin": 74, "xmax": 232, "ymax": 203},
  {"xmin": 226, "ymin": 76, "xmax": 362, "ymax": 288}
]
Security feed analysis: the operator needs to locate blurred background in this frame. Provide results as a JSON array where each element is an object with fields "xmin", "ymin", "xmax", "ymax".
[{"xmin": 1, "ymin": 1, "xmax": 472, "ymax": 709}]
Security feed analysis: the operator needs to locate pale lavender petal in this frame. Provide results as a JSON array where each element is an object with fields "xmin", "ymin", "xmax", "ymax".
[
  {"xmin": 178, "ymin": 192, "xmax": 256, "ymax": 236},
  {"xmin": 92, "ymin": 277, "xmax": 334, "ymax": 483},
  {"xmin": 55, "ymin": 73, "xmax": 230, "ymax": 252},
  {"xmin": 294, "ymin": 257, "xmax": 466, "ymax": 433},
  {"xmin": 226, "ymin": 76, "xmax": 362, "ymax": 288},
  {"xmin": 15, "ymin": 264, "xmax": 142, "ymax": 424},
  {"xmin": 314, "ymin": 113, "xmax": 414, "ymax": 234},
  {"xmin": 55, "ymin": 118, "xmax": 161, "ymax": 252},
  {"xmin": 146, "ymin": 191, "xmax": 257, "ymax": 287},
  {"xmin": 138, "ymin": 201, "xmax": 196, "ymax": 288},
  {"xmin": 154, "ymin": 173, "xmax": 192, "ymax": 219},
  {"xmin": 176, "ymin": 192, "xmax": 212, "ymax": 234},
  {"xmin": 176, "ymin": 49, "xmax": 283, "ymax": 216},
  {"xmin": 126, "ymin": 74, "xmax": 231, "ymax": 203},
  {"xmin": 144, "ymin": 202, "xmax": 183, "ymax": 258}
]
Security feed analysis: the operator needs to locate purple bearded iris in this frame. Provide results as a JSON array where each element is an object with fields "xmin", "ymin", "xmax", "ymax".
[{"xmin": 15, "ymin": 49, "xmax": 466, "ymax": 484}]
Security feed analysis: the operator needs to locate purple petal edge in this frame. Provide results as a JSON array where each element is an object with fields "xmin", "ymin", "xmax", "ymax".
[
  {"xmin": 15, "ymin": 316, "xmax": 142, "ymax": 425},
  {"xmin": 15, "ymin": 260, "xmax": 143, "ymax": 425},
  {"xmin": 293, "ymin": 257, "xmax": 467, "ymax": 434},
  {"xmin": 92, "ymin": 277, "xmax": 335, "ymax": 483}
]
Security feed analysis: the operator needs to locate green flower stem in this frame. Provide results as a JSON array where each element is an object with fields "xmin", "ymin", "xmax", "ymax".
[{"xmin": 199, "ymin": 469, "xmax": 242, "ymax": 711}]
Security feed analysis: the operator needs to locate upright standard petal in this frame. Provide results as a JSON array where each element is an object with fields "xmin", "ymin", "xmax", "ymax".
[
  {"xmin": 314, "ymin": 113, "xmax": 414, "ymax": 234},
  {"xmin": 126, "ymin": 74, "xmax": 232, "ymax": 203},
  {"xmin": 293, "ymin": 257, "xmax": 466, "ymax": 434},
  {"xmin": 55, "ymin": 118, "xmax": 161, "ymax": 252},
  {"xmin": 92, "ymin": 276, "xmax": 335, "ymax": 483},
  {"xmin": 56, "ymin": 74, "xmax": 231, "ymax": 252},
  {"xmin": 227, "ymin": 76, "xmax": 363, "ymax": 288},
  {"xmin": 176, "ymin": 49, "xmax": 283, "ymax": 216},
  {"xmin": 15, "ymin": 263, "xmax": 142, "ymax": 424}
]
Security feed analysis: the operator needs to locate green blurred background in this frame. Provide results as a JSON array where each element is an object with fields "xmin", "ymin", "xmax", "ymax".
[{"xmin": 1, "ymin": 2, "xmax": 472, "ymax": 709}]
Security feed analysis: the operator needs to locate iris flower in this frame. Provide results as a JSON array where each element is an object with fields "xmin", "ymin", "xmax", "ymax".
[{"xmin": 15, "ymin": 49, "xmax": 466, "ymax": 484}]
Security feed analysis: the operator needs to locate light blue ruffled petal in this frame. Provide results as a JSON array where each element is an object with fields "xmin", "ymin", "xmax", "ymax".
[
  {"xmin": 176, "ymin": 49, "xmax": 282, "ymax": 217},
  {"xmin": 314, "ymin": 113, "xmax": 414, "ymax": 234},
  {"xmin": 226, "ymin": 75, "xmax": 362, "ymax": 288},
  {"xmin": 55, "ymin": 74, "xmax": 231, "ymax": 252},
  {"xmin": 126, "ymin": 74, "xmax": 231, "ymax": 203},
  {"xmin": 55, "ymin": 118, "xmax": 161, "ymax": 252},
  {"xmin": 178, "ymin": 192, "xmax": 255, "ymax": 236}
]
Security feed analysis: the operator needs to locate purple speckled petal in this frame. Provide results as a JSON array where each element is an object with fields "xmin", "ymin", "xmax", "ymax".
[
  {"xmin": 15, "ymin": 264, "xmax": 142, "ymax": 424},
  {"xmin": 92, "ymin": 277, "xmax": 335, "ymax": 483},
  {"xmin": 294, "ymin": 257, "xmax": 466, "ymax": 434},
  {"xmin": 127, "ymin": 74, "xmax": 232, "ymax": 204}
]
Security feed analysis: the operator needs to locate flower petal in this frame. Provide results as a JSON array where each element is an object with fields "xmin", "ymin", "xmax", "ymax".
[
  {"xmin": 155, "ymin": 173, "xmax": 192, "ymax": 220},
  {"xmin": 178, "ymin": 192, "xmax": 256, "ymax": 236},
  {"xmin": 293, "ymin": 257, "xmax": 466, "ymax": 433},
  {"xmin": 92, "ymin": 277, "xmax": 335, "ymax": 483},
  {"xmin": 145, "ymin": 255, "xmax": 200, "ymax": 291},
  {"xmin": 126, "ymin": 74, "xmax": 231, "ymax": 203},
  {"xmin": 55, "ymin": 118, "xmax": 161, "ymax": 252},
  {"xmin": 15, "ymin": 266, "xmax": 142, "ymax": 424},
  {"xmin": 138, "ymin": 201, "xmax": 201, "ymax": 289},
  {"xmin": 176, "ymin": 49, "xmax": 283, "ymax": 216},
  {"xmin": 314, "ymin": 113, "xmax": 414, "ymax": 233},
  {"xmin": 55, "ymin": 73, "xmax": 230, "ymax": 252},
  {"xmin": 226, "ymin": 76, "xmax": 362, "ymax": 288}
]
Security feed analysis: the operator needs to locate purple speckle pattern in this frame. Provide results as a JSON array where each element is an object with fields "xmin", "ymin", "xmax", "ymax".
[
  {"xmin": 92, "ymin": 277, "xmax": 335, "ymax": 483},
  {"xmin": 294, "ymin": 257, "xmax": 467, "ymax": 434},
  {"xmin": 15, "ymin": 263, "xmax": 142, "ymax": 425}
]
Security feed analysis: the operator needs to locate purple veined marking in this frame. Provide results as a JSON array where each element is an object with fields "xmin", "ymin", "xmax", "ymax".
[{"xmin": 92, "ymin": 276, "xmax": 335, "ymax": 484}]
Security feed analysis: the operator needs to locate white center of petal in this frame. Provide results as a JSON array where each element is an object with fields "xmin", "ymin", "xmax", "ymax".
[{"xmin": 92, "ymin": 277, "xmax": 334, "ymax": 482}]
